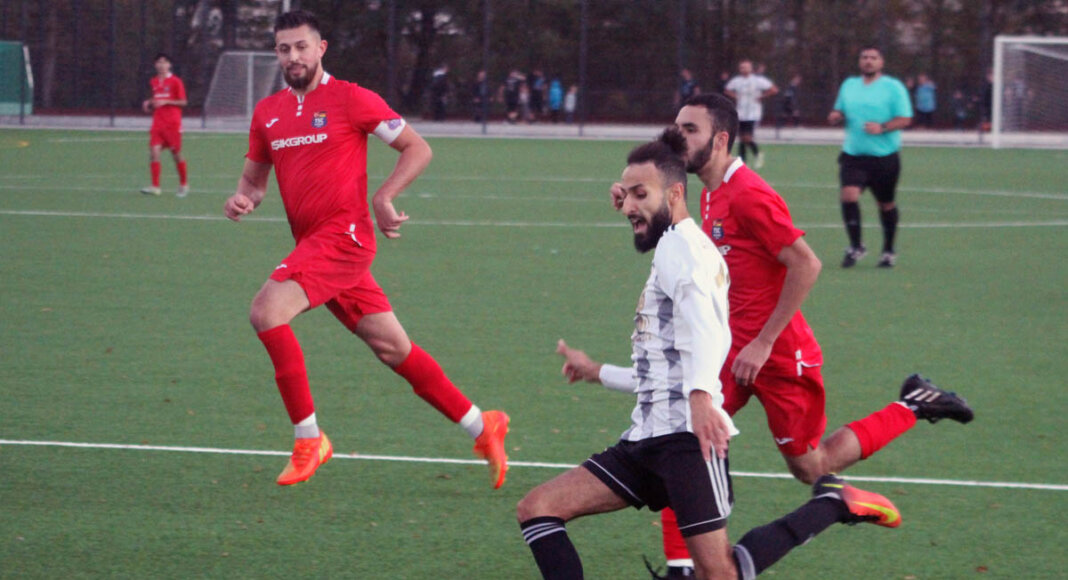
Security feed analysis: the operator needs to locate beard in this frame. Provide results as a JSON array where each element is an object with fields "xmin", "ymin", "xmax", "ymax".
[
  {"xmin": 686, "ymin": 136, "xmax": 714, "ymax": 173},
  {"xmin": 632, "ymin": 202, "xmax": 673, "ymax": 253},
  {"xmin": 283, "ymin": 61, "xmax": 319, "ymax": 90}
]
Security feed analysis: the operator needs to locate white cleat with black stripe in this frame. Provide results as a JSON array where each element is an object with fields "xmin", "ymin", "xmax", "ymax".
[{"xmin": 900, "ymin": 374, "xmax": 974, "ymax": 424}]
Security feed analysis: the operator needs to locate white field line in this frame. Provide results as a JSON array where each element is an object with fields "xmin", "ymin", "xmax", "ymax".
[
  {"xmin": 1, "ymin": 208, "xmax": 1067, "ymax": 230},
  {"xmin": 1, "ymin": 438, "xmax": 1064, "ymax": 491}
]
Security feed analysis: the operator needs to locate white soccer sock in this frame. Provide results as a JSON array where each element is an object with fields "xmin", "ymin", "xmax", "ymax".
[
  {"xmin": 294, "ymin": 412, "xmax": 320, "ymax": 439},
  {"xmin": 459, "ymin": 405, "xmax": 484, "ymax": 439}
]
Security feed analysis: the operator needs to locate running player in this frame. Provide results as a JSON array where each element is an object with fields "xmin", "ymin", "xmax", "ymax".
[
  {"xmin": 140, "ymin": 53, "xmax": 189, "ymax": 197},
  {"xmin": 521, "ymin": 129, "xmax": 902, "ymax": 580},
  {"xmin": 723, "ymin": 60, "xmax": 777, "ymax": 169},
  {"xmin": 603, "ymin": 93, "xmax": 971, "ymax": 578},
  {"xmin": 223, "ymin": 10, "xmax": 509, "ymax": 489},
  {"xmin": 828, "ymin": 46, "xmax": 913, "ymax": 268}
]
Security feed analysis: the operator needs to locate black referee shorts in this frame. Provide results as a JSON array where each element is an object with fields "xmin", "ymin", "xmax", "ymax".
[
  {"xmin": 583, "ymin": 432, "xmax": 734, "ymax": 537},
  {"xmin": 738, "ymin": 121, "xmax": 757, "ymax": 137},
  {"xmin": 838, "ymin": 152, "xmax": 901, "ymax": 203}
]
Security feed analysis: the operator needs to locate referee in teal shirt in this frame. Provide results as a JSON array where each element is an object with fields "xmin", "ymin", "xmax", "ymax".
[{"xmin": 828, "ymin": 46, "xmax": 913, "ymax": 268}]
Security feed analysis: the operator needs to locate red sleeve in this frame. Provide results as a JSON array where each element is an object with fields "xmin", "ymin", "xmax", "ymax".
[
  {"xmin": 346, "ymin": 84, "xmax": 401, "ymax": 133},
  {"xmin": 246, "ymin": 105, "xmax": 271, "ymax": 164},
  {"xmin": 733, "ymin": 186, "xmax": 804, "ymax": 258},
  {"xmin": 173, "ymin": 77, "xmax": 187, "ymax": 101}
]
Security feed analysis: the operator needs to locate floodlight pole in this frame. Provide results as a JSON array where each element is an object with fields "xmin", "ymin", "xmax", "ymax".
[
  {"xmin": 481, "ymin": 0, "xmax": 490, "ymax": 135},
  {"xmin": 578, "ymin": 0, "xmax": 588, "ymax": 137}
]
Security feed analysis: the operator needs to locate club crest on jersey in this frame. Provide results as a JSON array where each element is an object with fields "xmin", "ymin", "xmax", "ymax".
[
  {"xmin": 311, "ymin": 111, "xmax": 328, "ymax": 128},
  {"xmin": 710, "ymin": 219, "xmax": 725, "ymax": 240}
]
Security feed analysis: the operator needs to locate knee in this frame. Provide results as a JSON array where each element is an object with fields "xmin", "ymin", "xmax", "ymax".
[
  {"xmin": 516, "ymin": 491, "xmax": 544, "ymax": 523},
  {"xmin": 249, "ymin": 294, "xmax": 287, "ymax": 333},
  {"xmin": 370, "ymin": 337, "xmax": 410, "ymax": 367},
  {"xmin": 878, "ymin": 201, "xmax": 896, "ymax": 212}
]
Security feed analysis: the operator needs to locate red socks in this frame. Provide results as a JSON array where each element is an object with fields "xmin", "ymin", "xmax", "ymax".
[
  {"xmin": 257, "ymin": 325, "xmax": 315, "ymax": 424},
  {"xmin": 660, "ymin": 507, "xmax": 691, "ymax": 562},
  {"xmin": 176, "ymin": 160, "xmax": 188, "ymax": 186},
  {"xmin": 150, "ymin": 161, "xmax": 161, "ymax": 187},
  {"xmin": 847, "ymin": 402, "xmax": 917, "ymax": 459},
  {"xmin": 392, "ymin": 343, "xmax": 472, "ymax": 422}
]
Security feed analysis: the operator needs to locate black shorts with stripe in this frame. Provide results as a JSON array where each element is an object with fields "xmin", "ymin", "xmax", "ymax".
[
  {"xmin": 583, "ymin": 432, "xmax": 733, "ymax": 537},
  {"xmin": 838, "ymin": 151, "xmax": 902, "ymax": 203}
]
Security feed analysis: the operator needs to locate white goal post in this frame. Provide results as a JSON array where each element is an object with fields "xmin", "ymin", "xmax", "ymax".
[
  {"xmin": 991, "ymin": 36, "xmax": 1068, "ymax": 149},
  {"xmin": 202, "ymin": 51, "xmax": 283, "ymax": 128}
]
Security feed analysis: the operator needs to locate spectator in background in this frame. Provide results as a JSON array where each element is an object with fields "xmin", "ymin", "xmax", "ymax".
[
  {"xmin": 716, "ymin": 70, "xmax": 731, "ymax": 94},
  {"xmin": 429, "ymin": 63, "xmax": 449, "ymax": 121},
  {"xmin": 979, "ymin": 68, "xmax": 993, "ymax": 131},
  {"xmin": 913, "ymin": 73, "xmax": 936, "ymax": 128},
  {"xmin": 951, "ymin": 89, "xmax": 969, "ymax": 131},
  {"xmin": 564, "ymin": 85, "xmax": 578, "ymax": 123},
  {"xmin": 548, "ymin": 76, "xmax": 564, "ymax": 123},
  {"xmin": 471, "ymin": 69, "xmax": 490, "ymax": 123},
  {"xmin": 778, "ymin": 73, "xmax": 802, "ymax": 129},
  {"xmin": 724, "ymin": 59, "xmax": 778, "ymax": 168},
  {"xmin": 529, "ymin": 69, "xmax": 546, "ymax": 122},
  {"xmin": 675, "ymin": 68, "xmax": 700, "ymax": 111},
  {"xmin": 501, "ymin": 70, "xmax": 524, "ymax": 124},
  {"xmin": 518, "ymin": 82, "xmax": 532, "ymax": 123}
]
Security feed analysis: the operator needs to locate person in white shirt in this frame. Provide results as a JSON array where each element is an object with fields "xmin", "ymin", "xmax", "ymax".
[
  {"xmin": 516, "ymin": 128, "xmax": 902, "ymax": 580},
  {"xmin": 724, "ymin": 60, "xmax": 778, "ymax": 169}
]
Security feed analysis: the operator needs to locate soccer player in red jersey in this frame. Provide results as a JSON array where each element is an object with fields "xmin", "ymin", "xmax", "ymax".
[
  {"xmin": 223, "ymin": 10, "xmax": 509, "ymax": 489},
  {"xmin": 141, "ymin": 53, "xmax": 189, "ymax": 197},
  {"xmin": 604, "ymin": 94, "xmax": 972, "ymax": 578}
]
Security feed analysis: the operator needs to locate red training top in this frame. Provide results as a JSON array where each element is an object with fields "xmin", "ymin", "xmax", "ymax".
[
  {"xmin": 246, "ymin": 73, "xmax": 403, "ymax": 247},
  {"xmin": 699, "ymin": 160, "xmax": 823, "ymax": 376},
  {"xmin": 149, "ymin": 74, "xmax": 185, "ymax": 128}
]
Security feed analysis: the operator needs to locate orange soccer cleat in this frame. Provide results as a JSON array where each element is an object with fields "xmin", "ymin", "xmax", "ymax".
[
  {"xmin": 813, "ymin": 474, "xmax": 901, "ymax": 528},
  {"xmin": 472, "ymin": 410, "xmax": 510, "ymax": 489},
  {"xmin": 277, "ymin": 432, "xmax": 333, "ymax": 486}
]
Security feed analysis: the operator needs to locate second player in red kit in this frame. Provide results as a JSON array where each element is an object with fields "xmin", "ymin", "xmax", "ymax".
[{"xmin": 224, "ymin": 10, "xmax": 510, "ymax": 489}]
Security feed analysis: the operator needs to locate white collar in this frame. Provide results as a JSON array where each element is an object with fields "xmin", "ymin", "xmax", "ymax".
[{"xmin": 722, "ymin": 158, "xmax": 745, "ymax": 183}]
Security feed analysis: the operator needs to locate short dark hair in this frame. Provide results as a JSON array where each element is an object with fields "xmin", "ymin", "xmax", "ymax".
[
  {"xmin": 683, "ymin": 93, "xmax": 739, "ymax": 152},
  {"xmin": 627, "ymin": 128, "xmax": 689, "ymax": 198},
  {"xmin": 153, "ymin": 53, "xmax": 171, "ymax": 64},
  {"xmin": 859, "ymin": 44, "xmax": 883, "ymax": 56},
  {"xmin": 275, "ymin": 9, "xmax": 321, "ymax": 34}
]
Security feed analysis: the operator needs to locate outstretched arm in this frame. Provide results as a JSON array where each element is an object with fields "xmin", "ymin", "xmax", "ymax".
[
  {"xmin": 373, "ymin": 124, "xmax": 433, "ymax": 238},
  {"xmin": 224, "ymin": 159, "xmax": 271, "ymax": 221},
  {"xmin": 556, "ymin": 339, "xmax": 635, "ymax": 393}
]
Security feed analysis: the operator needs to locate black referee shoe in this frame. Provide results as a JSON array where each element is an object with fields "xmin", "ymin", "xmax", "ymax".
[
  {"xmin": 900, "ymin": 374, "xmax": 974, "ymax": 424},
  {"xmin": 841, "ymin": 245, "xmax": 867, "ymax": 268}
]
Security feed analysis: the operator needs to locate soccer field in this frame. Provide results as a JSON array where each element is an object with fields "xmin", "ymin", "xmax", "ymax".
[{"xmin": 1, "ymin": 128, "xmax": 1066, "ymax": 579}]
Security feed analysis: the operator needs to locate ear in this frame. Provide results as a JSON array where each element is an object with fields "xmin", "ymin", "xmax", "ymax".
[
  {"xmin": 320, "ymin": 39, "xmax": 328, "ymax": 57},
  {"xmin": 668, "ymin": 181, "xmax": 686, "ymax": 205}
]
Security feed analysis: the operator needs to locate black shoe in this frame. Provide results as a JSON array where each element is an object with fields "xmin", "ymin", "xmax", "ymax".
[
  {"xmin": 899, "ymin": 374, "xmax": 974, "ymax": 424},
  {"xmin": 841, "ymin": 245, "xmax": 867, "ymax": 268},
  {"xmin": 643, "ymin": 556, "xmax": 695, "ymax": 579},
  {"xmin": 812, "ymin": 474, "xmax": 901, "ymax": 527},
  {"xmin": 877, "ymin": 252, "xmax": 896, "ymax": 268}
]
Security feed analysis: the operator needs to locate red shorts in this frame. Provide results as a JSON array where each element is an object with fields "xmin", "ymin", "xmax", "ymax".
[
  {"xmin": 150, "ymin": 124, "xmax": 182, "ymax": 151},
  {"xmin": 722, "ymin": 357, "xmax": 827, "ymax": 457},
  {"xmin": 269, "ymin": 233, "xmax": 391, "ymax": 332}
]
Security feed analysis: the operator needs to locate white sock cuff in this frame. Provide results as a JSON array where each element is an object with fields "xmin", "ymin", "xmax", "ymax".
[{"xmin": 459, "ymin": 405, "xmax": 483, "ymax": 438}]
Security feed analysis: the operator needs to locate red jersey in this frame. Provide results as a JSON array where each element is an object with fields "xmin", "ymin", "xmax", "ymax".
[
  {"xmin": 700, "ymin": 160, "xmax": 822, "ymax": 376},
  {"xmin": 246, "ymin": 73, "xmax": 403, "ymax": 247},
  {"xmin": 150, "ymin": 74, "xmax": 185, "ymax": 128}
]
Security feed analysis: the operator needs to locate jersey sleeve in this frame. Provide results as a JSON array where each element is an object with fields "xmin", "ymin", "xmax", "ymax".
[
  {"xmin": 832, "ymin": 80, "xmax": 848, "ymax": 111},
  {"xmin": 173, "ymin": 77, "xmax": 187, "ymax": 101},
  {"xmin": 733, "ymin": 185, "xmax": 804, "ymax": 258},
  {"xmin": 246, "ymin": 105, "xmax": 271, "ymax": 164},
  {"xmin": 346, "ymin": 85, "xmax": 405, "ymax": 143},
  {"xmin": 890, "ymin": 79, "xmax": 914, "ymax": 118}
]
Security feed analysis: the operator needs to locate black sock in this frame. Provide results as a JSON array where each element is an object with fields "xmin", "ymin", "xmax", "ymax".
[
  {"xmin": 841, "ymin": 202, "xmax": 862, "ymax": 249},
  {"xmin": 520, "ymin": 517, "xmax": 583, "ymax": 579},
  {"xmin": 731, "ymin": 498, "xmax": 846, "ymax": 579},
  {"xmin": 750, "ymin": 142, "xmax": 760, "ymax": 155},
  {"xmin": 879, "ymin": 207, "xmax": 899, "ymax": 254}
]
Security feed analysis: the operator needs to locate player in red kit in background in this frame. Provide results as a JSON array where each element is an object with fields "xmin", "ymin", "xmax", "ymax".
[
  {"xmin": 604, "ymin": 94, "xmax": 972, "ymax": 578},
  {"xmin": 141, "ymin": 53, "xmax": 189, "ymax": 197},
  {"xmin": 223, "ymin": 10, "xmax": 510, "ymax": 489}
]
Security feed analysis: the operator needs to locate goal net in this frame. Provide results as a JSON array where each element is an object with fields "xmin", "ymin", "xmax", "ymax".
[
  {"xmin": 202, "ymin": 51, "xmax": 282, "ymax": 129},
  {"xmin": 992, "ymin": 36, "xmax": 1068, "ymax": 149}
]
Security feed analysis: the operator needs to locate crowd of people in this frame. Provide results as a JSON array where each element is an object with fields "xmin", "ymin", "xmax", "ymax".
[{"xmin": 427, "ymin": 65, "xmax": 579, "ymax": 124}]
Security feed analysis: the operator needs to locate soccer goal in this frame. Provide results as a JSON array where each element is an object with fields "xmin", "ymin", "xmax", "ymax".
[
  {"xmin": 991, "ymin": 36, "xmax": 1068, "ymax": 149},
  {"xmin": 202, "ymin": 51, "xmax": 282, "ymax": 128}
]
